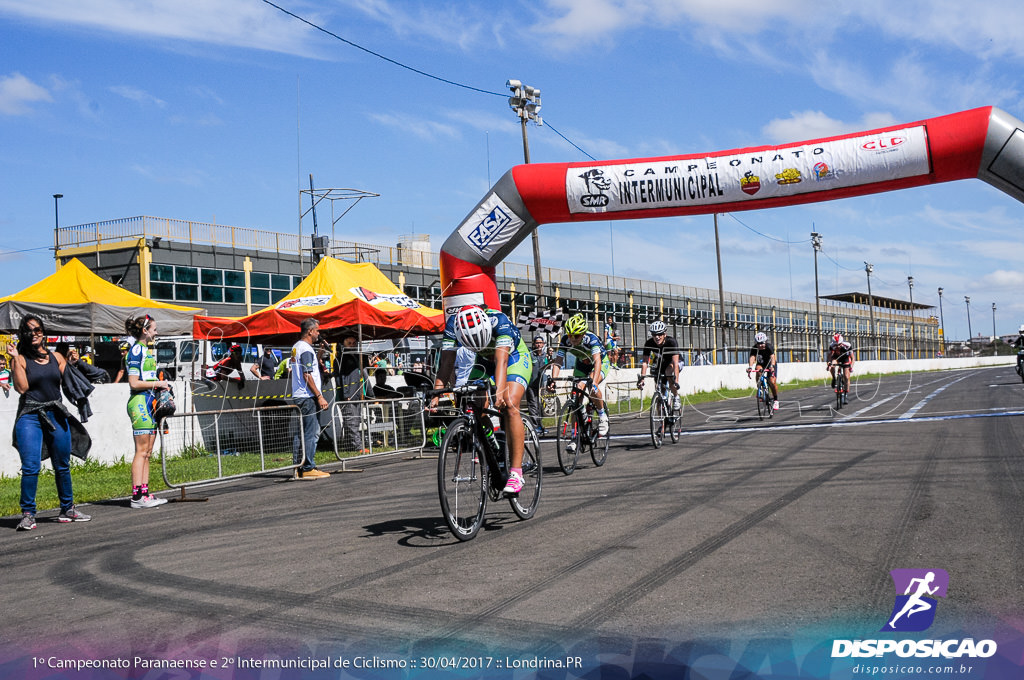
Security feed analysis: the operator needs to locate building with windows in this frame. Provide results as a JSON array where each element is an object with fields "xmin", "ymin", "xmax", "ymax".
[{"xmin": 55, "ymin": 215, "xmax": 940, "ymax": 363}]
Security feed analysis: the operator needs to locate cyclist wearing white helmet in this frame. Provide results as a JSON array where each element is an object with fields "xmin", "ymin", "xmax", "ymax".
[
  {"xmin": 826, "ymin": 332, "xmax": 854, "ymax": 402},
  {"xmin": 434, "ymin": 305, "xmax": 532, "ymax": 496},
  {"xmin": 637, "ymin": 320, "xmax": 681, "ymax": 411},
  {"xmin": 547, "ymin": 313, "xmax": 611, "ymax": 436},
  {"xmin": 747, "ymin": 331, "xmax": 779, "ymax": 410}
]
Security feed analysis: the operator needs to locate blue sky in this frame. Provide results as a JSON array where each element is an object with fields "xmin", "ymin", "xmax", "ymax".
[{"xmin": 2, "ymin": 0, "xmax": 1023, "ymax": 340}]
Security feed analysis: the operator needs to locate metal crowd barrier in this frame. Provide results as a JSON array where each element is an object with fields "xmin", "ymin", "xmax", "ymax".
[
  {"xmin": 327, "ymin": 396, "xmax": 430, "ymax": 470},
  {"xmin": 158, "ymin": 404, "xmax": 304, "ymax": 499}
]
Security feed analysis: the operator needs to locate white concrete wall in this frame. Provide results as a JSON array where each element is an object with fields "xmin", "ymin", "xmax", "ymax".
[{"xmin": 0, "ymin": 380, "xmax": 192, "ymax": 478}]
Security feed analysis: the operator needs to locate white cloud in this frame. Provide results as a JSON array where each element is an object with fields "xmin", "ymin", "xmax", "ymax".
[
  {"xmin": 761, "ymin": 110, "xmax": 898, "ymax": 144},
  {"xmin": 980, "ymin": 269, "xmax": 1024, "ymax": 289},
  {"xmin": 368, "ymin": 111, "xmax": 460, "ymax": 140},
  {"xmin": 0, "ymin": 72, "xmax": 52, "ymax": 115},
  {"xmin": 0, "ymin": 0, "xmax": 326, "ymax": 58},
  {"xmin": 109, "ymin": 85, "xmax": 166, "ymax": 108}
]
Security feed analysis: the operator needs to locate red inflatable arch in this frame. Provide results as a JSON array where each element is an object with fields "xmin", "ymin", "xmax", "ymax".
[{"xmin": 439, "ymin": 105, "xmax": 1024, "ymax": 312}]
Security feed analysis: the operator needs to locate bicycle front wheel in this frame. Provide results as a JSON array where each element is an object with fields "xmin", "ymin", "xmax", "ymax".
[
  {"xmin": 756, "ymin": 386, "xmax": 766, "ymax": 420},
  {"xmin": 437, "ymin": 418, "xmax": 488, "ymax": 541},
  {"xmin": 649, "ymin": 394, "xmax": 666, "ymax": 448},
  {"xmin": 510, "ymin": 418, "xmax": 543, "ymax": 519},
  {"xmin": 591, "ymin": 424, "xmax": 609, "ymax": 466},
  {"xmin": 668, "ymin": 398, "xmax": 682, "ymax": 443},
  {"xmin": 555, "ymin": 401, "xmax": 582, "ymax": 475}
]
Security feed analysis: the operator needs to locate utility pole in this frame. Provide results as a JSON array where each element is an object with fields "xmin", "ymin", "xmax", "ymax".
[
  {"xmin": 812, "ymin": 232, "xmax": 822, "ymax": 361},
  {"xmin": 714, "ymin": 213, "xmax": 727, "ymax": 363},
  {"xmin": 937, "ymin": 287, "xmax": 945, "ymax": 356},
  {"xmin": 907, "ymin": 276, "xmax": 915, "ymax": 359},
  {"xmin": 965, "ymin": 296, "xmax": 973, "ymax": 351},
  {"xmin": 507, "ymin": 79, "xmax": 544, "ymax": 310},
  {"xmin": 865, "ymin": 263, "xmax": 876, "ymax": 360}
]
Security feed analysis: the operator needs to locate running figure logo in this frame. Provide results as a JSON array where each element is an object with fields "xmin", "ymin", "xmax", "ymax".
[{"xmin": 882, "ymin": 568, "xmax": 949, "ymax": 632}]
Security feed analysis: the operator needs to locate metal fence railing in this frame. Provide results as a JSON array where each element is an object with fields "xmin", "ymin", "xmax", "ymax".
[
  {"xmin": 326, "ymin": 397, "xmax": 429, "ymax": 470},
  {"xmin": 159, "ymin": 404, "xmax": 303, "ymax": 497}
]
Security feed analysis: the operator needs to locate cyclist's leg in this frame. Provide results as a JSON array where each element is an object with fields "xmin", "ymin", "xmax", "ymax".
[
  {"xmin": 589, "ymin": 358, "xmax": 610, "ymax": 411},
  {"xmin": 768, "ymin": 366, "xmax": 779, "ymax": 400},
  {"xmin": 501, "ymin": 354, "xmax": 532, "ymax": 471}
]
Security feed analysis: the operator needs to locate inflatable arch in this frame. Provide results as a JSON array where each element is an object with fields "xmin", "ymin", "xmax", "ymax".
[{"xmin": 439, "ymin": 105, "xmax": 1024, "ymax": 313}]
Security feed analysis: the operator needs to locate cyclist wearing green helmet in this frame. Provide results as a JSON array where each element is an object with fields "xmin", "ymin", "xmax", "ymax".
[{"xmin": 547, "ymin": 313, "xmax": 610, "ymax": 436}]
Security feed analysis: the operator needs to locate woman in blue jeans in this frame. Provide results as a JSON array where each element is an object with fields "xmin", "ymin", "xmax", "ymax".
[{"xmin": 9, "ymin": 314, "xmax": 90, "ymax": 530}]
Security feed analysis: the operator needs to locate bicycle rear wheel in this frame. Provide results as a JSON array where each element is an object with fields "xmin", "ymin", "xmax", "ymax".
[
  {"xmin": 437, "ymin": 418, "xmax": 488, "ymax": 541},
  {"xmin": 510, "ymin": 418, "xmax": 543, "ymax": 519},
  {"xmin": 649, "ymin": 394, "xmax": 666, "ymax": 448},
  {"xmin": 555, "ymin": 401, "xmax": 582, "ymax": 475}
]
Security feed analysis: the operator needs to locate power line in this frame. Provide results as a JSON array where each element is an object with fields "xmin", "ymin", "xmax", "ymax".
[
  {"xmin": 262, "ymin": 0, "xmax": 506, "ymax": 97},
  {"xmin": 263, "ymin": 0, "xmax": 600, "ymax": 161},
  {"xmin": 725, "ymin": 213, "xmax": 810, "ymax": 245}
]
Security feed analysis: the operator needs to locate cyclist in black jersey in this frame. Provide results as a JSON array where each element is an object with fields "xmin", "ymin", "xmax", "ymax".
[
  {"xmin": 637, "ymin": 320, "xmax": 681, "ymax": 411},
  {"xmin": 747, "ymin": 331, "xmax": 779, "ymax": 411}
]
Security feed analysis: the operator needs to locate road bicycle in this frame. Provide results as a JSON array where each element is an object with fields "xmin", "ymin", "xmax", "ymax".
[
  {"xmin": 428, "ymin": 381, "xmax": 542, "ymax": 542},
  {"xmin": 830, "ymin": 363, "xmax": 851, "ymax": 409},
  {"xmin": 750, "ymin": 366, "xmax": 774, "ymax": 420},
  {"xmin": 642, "ymin": 373, "xmax": 681, "ymax": 448},
  {"xmin": 550, "ymin": 376, "xmax": 608, "ymax": 475}
]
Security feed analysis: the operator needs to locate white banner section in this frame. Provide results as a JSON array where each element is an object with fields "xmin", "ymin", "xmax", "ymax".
[{"xmin": 567, "ymin": 126, "xmax": 931, "ymax": 214}]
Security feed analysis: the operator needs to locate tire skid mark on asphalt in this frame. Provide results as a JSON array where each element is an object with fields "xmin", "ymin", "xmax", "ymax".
[
  {"xmin": 434, "ymin": 431, "xmax": 829, "ymax": 642},
  {"xmin": 557, "ymin": 448, "xmax": 880, "ymax": 639},
  {"xmin": 863, "ymin": 455, "xmax": 938, "ymax": 625},
  {"xmin": 44, "ymin": 434, "xmax": 748, "ymax": 648}
]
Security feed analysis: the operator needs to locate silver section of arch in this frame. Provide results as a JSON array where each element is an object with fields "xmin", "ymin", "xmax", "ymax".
[
  {"xmin": 439, "ymin": 169, "xmax": 539, "ymax": 268},
  {"xmin": 979, "ymin": 107, "xmax": 1024, "ymax": 204}
]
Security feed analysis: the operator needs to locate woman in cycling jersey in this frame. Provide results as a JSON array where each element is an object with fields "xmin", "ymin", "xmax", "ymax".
[{"xmin": 124, "ymin": 315, "xmax": 171, "ymax": 509}]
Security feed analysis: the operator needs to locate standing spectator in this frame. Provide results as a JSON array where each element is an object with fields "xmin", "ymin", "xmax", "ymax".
[
  {"xmin": 9, "ymin": 314, "xmax": 91, "ymax": 529},
  {"xmin": 336, "ymin": 333, "xmax": 369, "ymax": 453},
  {"xmin": 124, "ymin": 315, "xmax": 171, "ymax": 509},
  {"xmin": 113, "ymin": 341, "xmax": 130, "ymax": 383},
  {"xmin": 250, "ymin": 346, "xmax": 279, "ymax": 380},
  {"xmin": 524, "ymin": 335, "xmax": 549, "ymax": 434},
  {"xmin": 0, "ymin": 353, "xmax": 11, "ymax": 396},
  {"xmin": 290, "ymin": 318, "xmax": 330, "ymax": 479}
]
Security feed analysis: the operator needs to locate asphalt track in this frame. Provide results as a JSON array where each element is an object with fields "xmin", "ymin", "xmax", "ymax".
[{"xmin": 2, "ymin": 364, "xmax": 1023, "ymax": 679}]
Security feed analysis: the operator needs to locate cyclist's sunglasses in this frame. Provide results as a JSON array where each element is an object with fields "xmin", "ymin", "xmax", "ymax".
[{"xmin": 653, "ymin": 332, "xmax": 666, "ymax": 337}]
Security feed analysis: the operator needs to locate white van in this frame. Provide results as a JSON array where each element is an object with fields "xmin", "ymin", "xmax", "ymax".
[{"xmin": 153, "ymin": 336, "xmax": 262, "ymax": 381}]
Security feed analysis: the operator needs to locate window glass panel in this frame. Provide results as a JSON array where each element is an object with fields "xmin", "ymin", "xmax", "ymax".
[
  {"xmin": 201, "ymin": 286, "xmax": 223, "ymax": 303},
  {"xmin": 251, "ymin": 289, "xmax": 270, "ymax": 306},
  {"xmin": 271, "ymin": 289, "xmax": 287, "ymax": 304},
  {"xmin": 175, "ymin": 266, "xmax": 198, "ymax": 284},
  {"xmin": 272, "ymin": 274, "xmax": 291, "ymax": 290},
  {"xmin": 293, "ymin": 275, "xmax": 304, "ymax": 289},
  {"xmin": 224, "ymin": 288, "xmax": 246, "ymax": 304},
  {"xmin": 151, "ymin": 264, "xmax": 174, "ymax": 282},
  {"xmin": 150, "ymin": 282, "xmax": 174, "ymax": 299},
  {"xmin": 201, "ymin": 269, "xmax": 222, "ymax": 286},
  {"xmin": 224, "ymin": 270, "xmax": 245, "ymax": 287},
  {"xmin": 179, "ymin": 341, "xmax": 199, "ymax": 362},
  {"xmin": 175, "ymin": 284, "xmax": 198, "ymax": 301},
  {"xmin": 250, "ymin": 272, "xmax": 269, "ymax": 289}
]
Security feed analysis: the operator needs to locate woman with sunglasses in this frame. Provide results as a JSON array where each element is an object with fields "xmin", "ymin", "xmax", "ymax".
[
  {"xmin": 8, "ymin": 314, "xmax": 91, "ymax": 530},
  {"xmin": 125, "ymin": 314, "xmax": 171, "ymax": 509}
]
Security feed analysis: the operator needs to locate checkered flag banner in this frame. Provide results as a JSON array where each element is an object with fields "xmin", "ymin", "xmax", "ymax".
[{"xmin": 517, "ymin": 308, "xmax": 565, "ymax": 334}]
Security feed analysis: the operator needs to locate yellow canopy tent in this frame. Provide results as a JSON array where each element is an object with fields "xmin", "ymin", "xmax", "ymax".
[
  {"xmin": 193, "ymin": 256, "xmax": 444, "ymax": 342},
  {"xmin": 0, "ymin": 258, "xmax": 204, "ymax": 335}
]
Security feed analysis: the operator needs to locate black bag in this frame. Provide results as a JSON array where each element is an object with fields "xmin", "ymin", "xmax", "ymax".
[{"xmin": 150, "ymin": 387, "xmax": 176, "ymax": 422}]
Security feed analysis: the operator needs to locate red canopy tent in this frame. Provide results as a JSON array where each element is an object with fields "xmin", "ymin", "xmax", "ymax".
[{"xmin": 192, "ymin": 257, "xmax": 444, "ymax": 343}]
